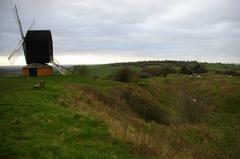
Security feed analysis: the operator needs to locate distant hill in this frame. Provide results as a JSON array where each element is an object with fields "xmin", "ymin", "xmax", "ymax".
[{"xmin": 1, "ymin": 61, "xmax": 240, "ymax": 77}]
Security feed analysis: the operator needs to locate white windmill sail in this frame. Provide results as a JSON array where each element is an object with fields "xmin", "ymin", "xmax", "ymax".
[
  {"xmin": 8, "ymin": 5, "xmax": 35, "ymax": 65},
  {"xmin": 50, "ymin": 57, "xmax": 67, "ymax": 75},
  {"xmin": 8, "ymin": 39, "xmax": 24, "ymax": 65}
]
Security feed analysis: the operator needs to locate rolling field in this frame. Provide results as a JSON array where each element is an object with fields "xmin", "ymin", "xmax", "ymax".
[
  {"xmin": 0, "ymin": 62, "xmax": 240, "ymax": 159},
  {"xmin": 0, "ymin": 76, "xmax": 142, "ymax": 159}
]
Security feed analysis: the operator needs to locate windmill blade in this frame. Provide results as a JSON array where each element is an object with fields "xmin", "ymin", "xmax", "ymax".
[
  {"xmin": 50, "ymin": 57, "xmax": 68, "ymax": 75},
  {"xmin": 13, "ymin": 5, "xmax": 24, "ymax": 39},
  {"xmin": 8, "ymin": 39, "xmax": 24, "ymax": 65},
  {"xmin": 27, "ymin": 18, "xmax": 35, "ymax": 31}
]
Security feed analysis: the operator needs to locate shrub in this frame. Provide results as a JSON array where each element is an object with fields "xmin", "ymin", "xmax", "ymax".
[
  {"xmin": 180, "ymin": 65, "xmax": 193, "ymax": 74},
  {"xmin": 193, "ymin": 63, "xmax": 207, "ymax": 73},
  {"xmin": 142, "ymin": 67, "xmax": 160, "ymax": 76},
  {"xmin": 93, "ymin": 75, "xmax": 99, "ymax": 79},
  {"xmin": 137, "ymin": 72, "xmax": 152, "ymax": 79},
  {"xmin": 224, "ymin": 70, "xmax": 238, "ymax": 76},
  {"xmin": 113, "ymin": 67, "xmax": 136, "ymax": 82},
  {"xmin": 180, "ymin": 63, "xmax": 207, "ymax": 74},
  {"xmin": 141, "ymin": 66, "xmax": 176, "ymax": 77},
  {"xmin": 73, "ymin": 65, "xmax": 89, "ymax": 76},
  {"xmin": 215, "ymin": 70, "xmax": 239, "ymax": 76}
]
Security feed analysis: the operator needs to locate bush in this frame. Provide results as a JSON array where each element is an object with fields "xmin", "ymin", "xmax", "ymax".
[
  {"xmin": 224, "ymin": 70, "xmax": 238, "ymax": 76},
  {"xmin": 180, "ymin": 63, "xmax": 207, "ymax": 74},
  {"xmin": 114, "ymin": 67, "xmax": 136, "ymax": 82},
  {"xmin": 137, "ymin": 72, "xmax": 152, "ymax": 79},
  {"xmin": 141, "ymin": 66, "xmax": 176, "ymax": 77},
  {"xmin": 193, "ymin": 63, "xmax": 207, "ymax": 74},
  {"xmin": 215, "ymin": 70, "xmax": 239, "ymax": 76},
  {"xmin": 73, "ymin": 65, "xmax": 89, "ymax": 76},
  {"xmin": 93, "ymin": 75, "xmax": 99, "ymax": 79},
  {"xmin": 180, "ymin": 65, "xmax": 192, "ymax": 74}
]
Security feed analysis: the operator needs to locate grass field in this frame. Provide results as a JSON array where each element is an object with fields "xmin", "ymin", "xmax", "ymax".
[
  {"xmin": 0, "ymin": 76, "xmax": 144, "ymax": 159},
  {"xmin": 0, "ymin": 62, "xmax": 240, "ymax": 159}
]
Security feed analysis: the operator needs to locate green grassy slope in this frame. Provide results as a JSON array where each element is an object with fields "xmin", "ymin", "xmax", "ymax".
[
  {"xmin": 62, "ymin": 74, "xmax": 240, "ymax": 159},
  {"xmin": 1, "ymin": 62, "xmax": 240, "ymax": 159},
  {"xmin": 0, "ymin": 76, "xmax": 141, "ymax": 159}
]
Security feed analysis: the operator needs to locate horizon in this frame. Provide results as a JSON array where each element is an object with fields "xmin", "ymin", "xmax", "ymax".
[{"xmin": 0, "ymin": 55, "xmax": 239, "ymax": 67}]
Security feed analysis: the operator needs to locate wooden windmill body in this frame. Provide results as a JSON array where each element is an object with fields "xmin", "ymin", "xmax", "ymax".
[
  {"xmin": 8, "ymin": 6, "xmax": 66, "ymax": 76},
  {"xmin": 22, "ymin": 30, "xmax": 53, "ymax": 76}
]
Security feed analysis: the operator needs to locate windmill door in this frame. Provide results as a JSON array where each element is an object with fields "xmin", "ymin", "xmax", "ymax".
[{"xmin": 29, "ymin": 68, "xmax": 37, "ymax": 76}]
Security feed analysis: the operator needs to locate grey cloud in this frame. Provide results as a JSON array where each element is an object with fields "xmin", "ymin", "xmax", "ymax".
[{"xmin": 0, "ymin": 0, "xmax": 239, "ymax": 63}]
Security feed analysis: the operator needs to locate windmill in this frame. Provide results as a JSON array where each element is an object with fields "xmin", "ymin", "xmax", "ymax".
[{"xmin": 8, "ymin": 6, "xmax": 66, "ymax": 76}]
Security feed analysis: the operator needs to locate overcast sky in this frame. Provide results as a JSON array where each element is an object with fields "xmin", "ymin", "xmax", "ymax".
[{"xmin": 0, "ymin": 0, "xmax": 240, "ymax": 65}]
